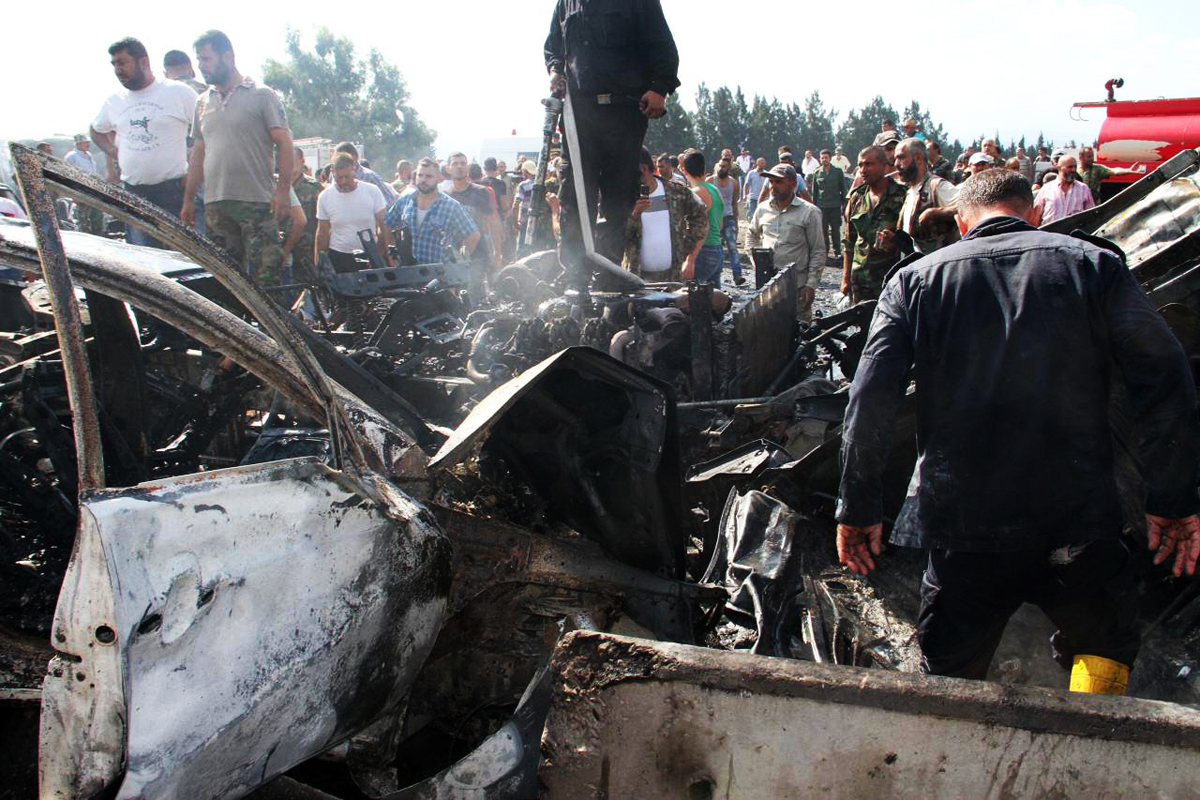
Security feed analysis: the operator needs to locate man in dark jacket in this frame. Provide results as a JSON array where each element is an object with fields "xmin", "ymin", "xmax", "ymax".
[
  {"xmin": 545, "ymin": 0, "xmax": 679, "ymax": 290},
  {"xmin": 836, "ymin": 169, "xmax": 1200, "ymax": 695}
]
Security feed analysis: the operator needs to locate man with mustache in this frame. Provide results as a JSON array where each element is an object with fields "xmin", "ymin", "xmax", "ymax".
[
  {"xmin": 91, "ymin": 37, "xmax": 198, "ymax": 248},
  {"xmin": 1031, "ymin": 154, "xmax": 1094, "ymax": 225}
]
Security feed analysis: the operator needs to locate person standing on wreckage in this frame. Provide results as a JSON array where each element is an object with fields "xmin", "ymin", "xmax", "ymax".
[
  {"xmin": 835, "ymin": 169, "xmax": 1200, "ymax": 696},
  {"xmin": 544, "ymin": 0, "xmax": 680, "ymax": 293}
]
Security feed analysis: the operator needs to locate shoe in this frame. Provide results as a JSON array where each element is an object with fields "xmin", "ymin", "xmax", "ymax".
[{"xmin": 733, "ymin": 276, "xmax": 747, "ymax": 286}]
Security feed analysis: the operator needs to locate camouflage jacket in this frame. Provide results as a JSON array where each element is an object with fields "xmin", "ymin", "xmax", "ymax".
[
  {"xmin": 291, "ymin": 175, "xmax": 321, "ymax": 238},
  {"xmin": 845, "ymin": 178, "xmax": 906, "ymax": 295},
  {"xmin": 623, "ymin": 177, "xmax": 709, "ymax": 280}
]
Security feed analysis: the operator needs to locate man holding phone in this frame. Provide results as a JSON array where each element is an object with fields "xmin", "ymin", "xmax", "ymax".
[{"xmin": 623, "ymin": 147, "xmax": 707, "ymax": 280}]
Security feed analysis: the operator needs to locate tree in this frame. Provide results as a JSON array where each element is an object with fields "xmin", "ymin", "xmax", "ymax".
[
  {"xmin": 836, "ymin": 96, "xmax": 898, "ymax": 163},
  {"xmin": 644, "ymin": 93, "xmax": 696, "ymax": 156},
  {"xmin": 263, "ymin": 28, "xmax": 435, "ymax": 169}
]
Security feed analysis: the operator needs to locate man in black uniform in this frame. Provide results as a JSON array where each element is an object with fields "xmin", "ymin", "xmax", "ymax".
[
  {"xmin": 836, "ymin": 170, "xmax": 1200, "ymax": 696},
  {"xmin": 545, "ymin": 0, "xmax": 680, "ymax": 289}
]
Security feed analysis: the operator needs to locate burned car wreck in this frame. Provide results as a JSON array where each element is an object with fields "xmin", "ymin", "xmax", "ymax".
[{"xmin": 3, "ymin": 143, "xmax": 1200, "ymax": 798}]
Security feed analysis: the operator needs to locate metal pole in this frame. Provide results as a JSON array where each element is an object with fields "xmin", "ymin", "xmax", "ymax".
[{"xmin": 10, "ymin": 145, "xmax": 105, "ymax": 493}]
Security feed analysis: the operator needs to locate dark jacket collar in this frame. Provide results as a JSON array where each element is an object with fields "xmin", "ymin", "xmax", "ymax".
[{"xmin": 962, "ymin": 215, "xmax": 1037, "ymax": 240}]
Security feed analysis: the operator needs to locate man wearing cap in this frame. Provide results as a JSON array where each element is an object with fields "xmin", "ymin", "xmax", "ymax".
[
  {"xmin": 756, "ymin": 151, "xmax": 811, "ymax": 205},
  {"xmin": 836, "ymin": 168, "xmax": 1200, "ymax": 696},
  {"xmin": 842, "ymin": 145, "xmax": 906, "ymax": 304},
  {"xmin": 967, "ymin": 152, "xmax": 994, "ymax": 179},
  {"xmin": 1032, "ymin": 154, "xmax": 1094, "ymax": 225},
  {"xmin": 64, "ymin": 135, "xmax": 105, "ymax": 235},
  {"xmin": 748, "ymin": 163, "xmax": 825, "ymax": 321},
  {"xmin": 545, "ymin": 0, "xmax": 680, "ymax": 291},
  {"xmin": 895, "ymin": 138, "xmax": 959, "ymax": 255},
  {"xmin": 808, "ymin": 149, "xmax": 846, "ymax": 259},
  {"xmin": 901, "ymin": 118, "xmax": 925, "ymax": 141}
]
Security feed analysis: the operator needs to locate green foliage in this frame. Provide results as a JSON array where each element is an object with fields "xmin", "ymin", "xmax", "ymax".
[
  {"xmin": 642, "ymin": 85, "xmax": 1050, "ymax": 174},
  {"xmin": 262, "ymin": 28, "xmax": 436, "ymax": 169}
]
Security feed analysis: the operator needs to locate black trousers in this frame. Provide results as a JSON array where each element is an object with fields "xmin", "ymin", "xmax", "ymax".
[
  {"xmin": 124, "ymin": 178, "xmax": 185, "ymax": 250},
  {"xmin": 917, "ymin": 538, "xmax": 1140, "ymax": 679},
  {"xmin": 819, "ymin": 205, "xmax": 842, "ymax": 256},
  {"xmin": 558, "ymin": 98, "xmax": 648, "ymax": 289}
]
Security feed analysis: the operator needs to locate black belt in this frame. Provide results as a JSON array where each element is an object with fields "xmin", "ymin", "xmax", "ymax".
[{"xmin": 592, "ymin": 92, "xmax": 641, "ymax": 105}]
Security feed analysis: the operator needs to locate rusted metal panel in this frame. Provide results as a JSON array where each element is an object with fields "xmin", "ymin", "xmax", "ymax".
[{"xmin": 540, "ymin": 632, "xmax": 1200, "ymax": 799}]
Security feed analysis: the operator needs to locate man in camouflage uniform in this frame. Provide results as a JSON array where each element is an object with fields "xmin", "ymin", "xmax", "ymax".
[
  {"xmin": 181, "ymin": 30, "xmax": 292, "ymax": 287},
  {"xmin": 286, "ymin": 146, "xmax": 321, "ymax": 284},
  {"xmin": 623, "ymin": 146, "xmax": 708, "ymax": 280},
  {"xmin": 842, "ymin": 145, "xmax": 906, "ymax": 303}
]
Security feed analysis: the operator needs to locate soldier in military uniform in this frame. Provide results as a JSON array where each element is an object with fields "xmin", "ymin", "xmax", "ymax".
[
  {"xmin": 286, "ymin": 147, "xmax": 321, "ymax": 284},
  {"xmin": 842, "ymin": 145, "xmax": 906, "ymax": 304}
]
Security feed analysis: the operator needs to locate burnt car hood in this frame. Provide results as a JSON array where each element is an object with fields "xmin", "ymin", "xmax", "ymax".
[{"xmin": 429, "ymin": 346, "xmax": 685, "ymax": 578}]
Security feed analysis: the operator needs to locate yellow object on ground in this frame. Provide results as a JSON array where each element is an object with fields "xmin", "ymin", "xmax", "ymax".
[{"xmin": 1070, "ymin": 655, "xmax": 1130, "ymax": 696}]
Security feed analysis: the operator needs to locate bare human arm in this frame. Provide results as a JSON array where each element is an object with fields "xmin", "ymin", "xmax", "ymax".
[
  {"xmin": 180, "ymin": 137, "xmax": 206, "ymax": 226},
  {"xmin": 314, "ymin": 219, "xmax": 330, "ymax": 265},
  {"xmin": 269, "ymin": 127, "xmax": 294, "ymax": 219},
  {"xmin": 374, "ymin": 209, "xmax": 394, "ymax": 267},
  {"xmin": 89, "ymin": 127, "xmax": 120, "ymax": 183},
  {"xmin": 281, "ymin": 203, "xmax": 306, "ymax": 263}
]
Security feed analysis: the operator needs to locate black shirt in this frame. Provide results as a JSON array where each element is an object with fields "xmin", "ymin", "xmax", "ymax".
[
  {"xmin": 544, "ymin": 0, "xmax": 680, "ymax": 99},
  {"xmin": 837, "ymin": 216, "xmax": 1198, "ymax": 551}
]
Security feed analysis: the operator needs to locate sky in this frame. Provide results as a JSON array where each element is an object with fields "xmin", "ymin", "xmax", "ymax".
[{"xmin": 3, "ymin": 0, "xmax": 1197, "ymax": 161}]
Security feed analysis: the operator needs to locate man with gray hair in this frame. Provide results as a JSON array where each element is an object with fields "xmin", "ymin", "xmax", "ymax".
[
  {"xmin": 837, "ymin": 168, "xmax": 1200, "ymax": 694},
  {"xmin": 1031, "ymin": 154, "xmax": 1094, "ymax": 225},
  {"xmin": 894, "ymin": 137, "xmax": 959, "ymax": 254}
]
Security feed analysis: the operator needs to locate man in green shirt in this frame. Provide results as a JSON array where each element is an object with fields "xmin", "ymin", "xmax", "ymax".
[
  {"xmin": 809, "ymin": 149, "xmax": 845, "ymax": 258},
  {"xmin": 842, "ymin": 146, "xmax": 906, "ymax": 304},
  {"xmin": 1078, "ymin": 146, "xmax": 1139, "ymax": 204}
]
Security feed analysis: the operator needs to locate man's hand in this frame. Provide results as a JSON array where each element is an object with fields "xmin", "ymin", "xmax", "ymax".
[
  {"xmin": 681, "ymin": 253, "xmax": 696, "ymax": 281},
  {"xmin": 180, "ymin": 197, "xmax": 195, "ymax": 227},
  {"xmin": 1147, "ymin": 514, "xmax": 1200, "ymax": 577},
  {"xmin": 840, "ymin": 273, "xmax": 851, "ymax": 296},
  {"xmin": 640, "ymin": 91, "xmax": 667, "ymax": 119},
  {"xmin": 875, "ymin": 227, "xmax": 896, "ymax": 252},
  {"xmin": 549, "ymin": 70, "xmax": 566, "ymax": 98},
  {"xmin": 799, "ymin": 285, "xmax": 816, "ymax": 307},
  {"xmin": 106, "ymin": 163, "xmax": 120, "ymax": 184},
  {"xmin": 631, "ymin": 196, "xmax": 650, "ymax": 218},
  {"xmin": 270, "ymin": 185, "xmax": 290, "ymax": 219},
  {"xmin": 837, "ymin": 523, "xmax": 884, "ymax": 575}
]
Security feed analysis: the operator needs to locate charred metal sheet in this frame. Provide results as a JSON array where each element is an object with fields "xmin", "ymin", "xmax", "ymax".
[
  {"xmin": 720, "ymin": 267, "xmax": 796, "ymax": 397},
  {"xmin": 43, "ymin": 458, "xmax": 450, "ymax": 799},
  {"xmin": 687, "ymin": 281, "xmax": 714, "ymax": 400},
  {"xmin": 428, "ymin": 347, "xmax": 686, "ymax": 578},
  {"xmin": 540, "ymin": 632, "xmax": 1200, "ymax": 799},
  {"xmin": 10, "ymin": 145, "xmax": 104, "ymax": 492},
  {"xmin": 9, "ymin": 145, "xmax": 368, "ymax": 479},
  {"xmin": 685, "ymin": 439, "xmax": 793, "ymax": 484},
  {"xmin": 384, "ymin": 667, "xmax": 552, "ymax": 800}
]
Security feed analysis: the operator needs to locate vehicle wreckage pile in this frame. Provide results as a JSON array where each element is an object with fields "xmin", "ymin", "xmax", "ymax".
[{"xmin": 3, "ymin": 145, "xmax": 1200, "ymax": 798}]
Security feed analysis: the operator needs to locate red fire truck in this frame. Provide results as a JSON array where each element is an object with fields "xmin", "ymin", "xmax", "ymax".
[{"xmin": 1074, "ymin": 80, "xmax": 1200, "ymax": 201}]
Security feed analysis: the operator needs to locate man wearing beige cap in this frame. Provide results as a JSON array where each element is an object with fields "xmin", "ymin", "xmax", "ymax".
[{"xmin": 747, "ymin": 163, "xmax": 825, "ymax": 321}]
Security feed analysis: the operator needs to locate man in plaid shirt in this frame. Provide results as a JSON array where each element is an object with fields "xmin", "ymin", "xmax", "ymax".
[{"xmin": 385, "ymin": 157, "xmax": 481, "ymax": 265}]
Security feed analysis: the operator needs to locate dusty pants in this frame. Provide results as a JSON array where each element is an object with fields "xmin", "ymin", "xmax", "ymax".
[{"xmin": 205, "ymin": 200, "xmax": 283, "ymax": 287}]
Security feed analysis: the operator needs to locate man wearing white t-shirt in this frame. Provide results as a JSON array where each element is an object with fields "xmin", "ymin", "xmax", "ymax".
[
  {"xmin": 315, "ymin": 152, "xmax": 392, "ymax": 272},
  {"xmin": 90, "ymin": 37, "xmax": 197, "ymax": 248}
]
